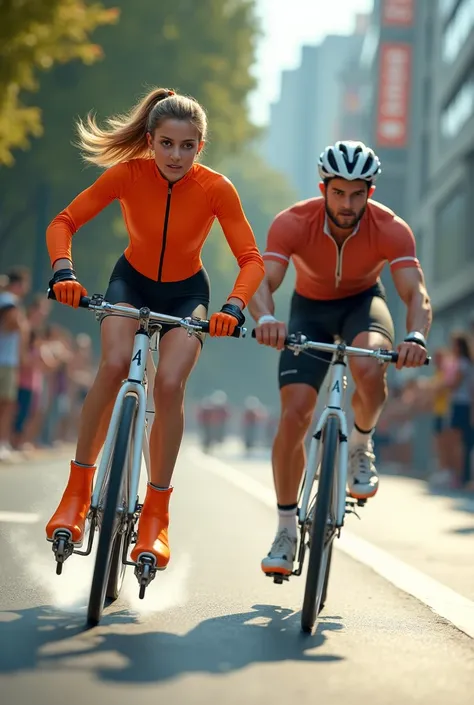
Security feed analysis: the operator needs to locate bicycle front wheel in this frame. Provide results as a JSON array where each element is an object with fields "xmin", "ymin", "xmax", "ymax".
[
  {"xmin": 87, "ymin": 394, "xmax": 137, "ymax": 627},
  {"xmin": 106, "ymin": 404, "xmax": 135, "ymax": 602},
  {"xmin": 301, "ymin": 415, "xmax": 339, "ymax": 633}
]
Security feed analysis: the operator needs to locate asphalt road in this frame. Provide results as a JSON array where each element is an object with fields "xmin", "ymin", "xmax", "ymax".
[{"xmin": 0, "ymin": 438, "xmax": 473, "ymax": 705}]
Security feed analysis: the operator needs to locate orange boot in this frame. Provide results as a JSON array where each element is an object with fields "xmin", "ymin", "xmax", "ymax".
[
  {"xmin": 131, "ymin": 485, "xmax": 173, "ymax": 569},
  {"xmin": 45, "ymin": 461, "xmax": 95, "ymax": 543}
]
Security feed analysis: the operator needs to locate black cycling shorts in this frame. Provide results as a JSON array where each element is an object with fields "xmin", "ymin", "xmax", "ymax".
[
  {"xmin": 279, "ymin": 284, "xmax": 394, "ymax": 392},
  {"xmin": 104, "ymin": 255, "xmax": 210, "ymax": 340}
]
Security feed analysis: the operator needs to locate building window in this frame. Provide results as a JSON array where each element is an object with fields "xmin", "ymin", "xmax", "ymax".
[
  {"xmin": 434, "ymin": 188, "xmax": 468, "ymax": 283},
  {"xmin": 442, "ymin": 0, "xmax": 474, "ymax": 63},
  {"xmin": 440, "ymin": 73, "xmax": 474, "ymax": 139}
]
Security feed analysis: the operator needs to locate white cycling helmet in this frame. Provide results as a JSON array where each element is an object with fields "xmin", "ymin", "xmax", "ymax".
[{"xmin": 318, "ymin": 140, "xmax": 381, "ymax": 183}]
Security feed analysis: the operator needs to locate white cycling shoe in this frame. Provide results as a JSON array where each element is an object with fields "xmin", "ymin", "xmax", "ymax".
[
  {"xmin": 261, "ymin": 528, "xmax": 297, "ymax": 576},
  {"xmin": 347, "ymin": 441, "xmax": 379, "ymax": 499}
]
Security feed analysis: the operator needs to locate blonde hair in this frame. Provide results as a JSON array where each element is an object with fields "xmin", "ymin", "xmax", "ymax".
[{"xmin": 76, "ymin": 87, "xmax": 208, "ymax": 168}]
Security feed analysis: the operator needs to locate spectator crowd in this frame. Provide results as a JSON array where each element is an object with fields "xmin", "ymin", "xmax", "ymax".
[
  {"xmin": 374, "ymin": 326, "xmax": 474, "ymax": 491},
  {"xmin": 0, "ymin": 266, "xmax": 95, "ymax": 462}
]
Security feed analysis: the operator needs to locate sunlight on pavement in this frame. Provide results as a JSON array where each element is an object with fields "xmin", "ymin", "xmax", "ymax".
[{"xmin": 5, "ymin": 525, "xmax": 95, "ymax": 612}]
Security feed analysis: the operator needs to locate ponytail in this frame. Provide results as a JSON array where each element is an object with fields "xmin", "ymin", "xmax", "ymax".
[{"xmin": 76, "ymin": 87, "xmax": 207, "ymax": 168}]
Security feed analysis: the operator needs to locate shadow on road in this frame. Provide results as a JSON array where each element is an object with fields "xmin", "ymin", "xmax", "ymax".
[
  {"xmin": 450, "ymin": 526, "xmax": 474, "ymax": 535},
  {"xmin": 0, "ymin": 603, "xmax": 344, "ymax": 681},
  {"xmin": 0, "ymin": 604, "xmax": 136, "ymax": 673}
]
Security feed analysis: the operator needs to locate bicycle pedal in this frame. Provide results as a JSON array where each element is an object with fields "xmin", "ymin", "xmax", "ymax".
[
  {"xmin": 51, "ymin": 530, "xmax": 75, "ymax": 574},
  {"xmin": 134, "ymin": 555, "xmax": 157, "ymax": 598},
  {"xmin": 265, "ymin": 572, "xmax": 290, "ymax": 585}
]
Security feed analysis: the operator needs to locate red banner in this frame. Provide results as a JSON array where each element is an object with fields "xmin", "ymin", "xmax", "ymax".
[
  {"xmin": 376, "ymin": 43, "xmax": 411, "ymax": 149},
  {"xmin": 382, "ymin": 0, "xmax": 414, "ymax": 27}
]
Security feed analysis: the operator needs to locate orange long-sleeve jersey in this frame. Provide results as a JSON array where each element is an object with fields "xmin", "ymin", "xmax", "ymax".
[{"xmin": 46, "ymin": 159, "xmax": 265, "ymax": 307}]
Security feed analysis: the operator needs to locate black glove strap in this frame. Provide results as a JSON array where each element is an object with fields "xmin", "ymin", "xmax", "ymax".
[
  {"xmin": 48, "ymin": 268, "xmax": 77, "ymax": 289},
  {"xmin": 404, "ymin": 332, "xmax": 427, "ymax": 349},
  {"xmin": 220, "ymin": 303, "xmax": 245, "ymax": 326}
]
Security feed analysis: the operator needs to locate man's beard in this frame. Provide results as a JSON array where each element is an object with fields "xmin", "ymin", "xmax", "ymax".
[{"xmin": 325, "ymin": 202, "xmax": 366, "ymax": 230}]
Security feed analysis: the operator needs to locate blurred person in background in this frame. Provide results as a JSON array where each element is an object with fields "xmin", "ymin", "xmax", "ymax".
[
  {"xmin": 45, "ymin": 86, "xmax": 264, "ymax": 569},
  {"xmin": 241, "ymin": 395, "xmax": 267, "ymax": 452},
  {"xmin": 196, "ymin": 395, "xmax": 215, "ymax": 452},
  {"xmin": 13, "ymin": 328, "xmax": 43, "ymax": 451},
  {"xmin": 444, "ymin": 332, "xmax": 473, "ymax": 488},
  {"xmin": 13, "ymin": 295, "xmax": 54, "ymax": 451},
  {"xmin": 65, "ymin": 333, "xmax": 95, "ymax": 443},
  {"xmin": 209, "ymin": 389, "xmax": 231, "ymax": 444},
  {"xmin": 41, "ymin": 324, "xmax": 75, "ymax": 447},
  {"xmin": 0, "ymin": 267, "xmax": 30, "ymax": 461},
  {"xmin": 196, "ymin": 390, "xmax": 231, "ymax": 452},
  {"xmin": 428, "ymin": 348, "xmax": 454, "ymax": 487},
  {"xmin": 250, "ymin": 141, "xmax": 431, "ymax": 578}
]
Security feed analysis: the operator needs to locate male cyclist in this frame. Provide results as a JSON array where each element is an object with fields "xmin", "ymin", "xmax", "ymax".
[{"xmin": 249, "ymin": 141, "xmax": 431, "ymax": 577}]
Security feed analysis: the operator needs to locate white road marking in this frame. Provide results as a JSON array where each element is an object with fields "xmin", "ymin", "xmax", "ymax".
[
  {"xmin": 0, "ymin": 511, "xmax": 40, "ymax": 524},
  {"xmin": 187, "ymin": 447, "xmax": 474, "ymax": 640}
]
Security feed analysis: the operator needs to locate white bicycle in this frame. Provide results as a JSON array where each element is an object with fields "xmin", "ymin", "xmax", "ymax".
[
  {"xmin": 47, "ymin": 293, "xmax": 245, "ymax": 626},
  {"xmin": 253, "ymin": 330, "xmax": 429, "ymax": 634}
]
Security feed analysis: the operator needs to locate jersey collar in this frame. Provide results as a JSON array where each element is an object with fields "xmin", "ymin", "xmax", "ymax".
[
  {"xmin": 323, "ymin": 213, "xmax": 361, "ymax": 237},
  {"xmin": 152, "ymin": 161, "xmax": 197, "ymax": 187}
]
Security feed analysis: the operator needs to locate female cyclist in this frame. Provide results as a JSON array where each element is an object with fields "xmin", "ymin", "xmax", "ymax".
[{"xmin": 45, "ymin": 87, "xmax": 264, "ymax": 568}]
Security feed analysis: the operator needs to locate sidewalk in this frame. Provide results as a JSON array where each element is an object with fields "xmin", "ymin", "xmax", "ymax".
[
  {"xmin": 0, "ymin": 442, "xmax": 75, "ymax": 467},
  {"xmin": 199, "ymin": 435, "xmax": 474, "ymax": 603}
]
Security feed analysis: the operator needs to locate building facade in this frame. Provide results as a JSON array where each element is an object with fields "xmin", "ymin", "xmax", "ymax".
[
  {"xmin": 341, "ymin": 0, "xmax": 474, "ymax": 345},
  {"xmin": 263, "ymin": 33, "xmax": 364, "ymax": 200},
  {"xmin": 406, "ymin": 0, "xmax": 474, "ymax": 346}
]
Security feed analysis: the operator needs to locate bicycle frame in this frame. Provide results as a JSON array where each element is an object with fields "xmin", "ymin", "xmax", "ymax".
[
  {"xmin": 91, "ymin": 327, "xmax": 151, "ymax": 516},
  {"xmin": 295, "ymin": 334, "xmax": 405, "ymax": 534},
  {"xmin": 298, "ymin": 354, "xmax": 349, "ymax": 531}
]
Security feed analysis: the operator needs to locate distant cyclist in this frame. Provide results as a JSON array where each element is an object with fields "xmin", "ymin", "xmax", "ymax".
[
  {"xmin": 196, "ymin": 390, "xmax": 231, "ymax": 451},
  {"xmin": 241, "ymin": 395, "xmax": 266, "ymax": 451},
  {"xmin": 208, "ymin": 389, "xmax": 231, "ymax": 444},
  {"xmin": 45, "ymin": 87, "xmax": 264, "ymax": 570},
  {"xmin": 249, "ymin": 140, "xmax": 431, "ymax": 577}
]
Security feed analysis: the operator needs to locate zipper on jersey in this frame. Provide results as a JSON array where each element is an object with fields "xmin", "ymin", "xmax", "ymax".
[
  {"xmin": 328, "ymin": 232, "xmax": 357, "ymax": 287},
  {"xmin": 157, "ymin": 184, "xmax": 173, "ymax": 281}
]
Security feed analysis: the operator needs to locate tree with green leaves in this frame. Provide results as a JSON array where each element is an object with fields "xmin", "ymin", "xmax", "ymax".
[{"xmin": 0, "ymin": 0, "xmax": 119, "ymax": 166}]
